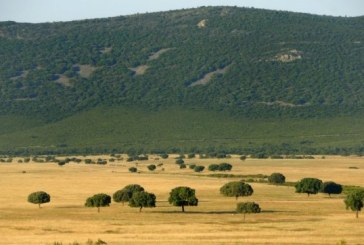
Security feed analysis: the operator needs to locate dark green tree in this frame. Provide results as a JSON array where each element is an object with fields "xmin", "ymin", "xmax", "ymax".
[
  {"xmin": 344, "ymin": 190, "xmax": 364, "ymax": 218},
  {"xmin": 236, "ymin": 202, "xmax": 261, "ymax": 221},
  {"xmin": 129, "ymin": 191, "xmax": 156, "ymax": 212},
  {"xmin": 147, "ymin": 164, "xmax": 156, "ymax": 171},
  {"xmin": 194, "ymin": 166, "xmax": 205, "ymax": 172},
  {"xmin": 295, "ymin": 178, "xmax": 322, "ymax": 197},
  {"xmin": 208, "ymin": 164, "xmax": 220, "ymax": 171},
  {"xmin": 218, "ymin": 163, "xmax": 232, "ymax": 171},
  {"xmin": 268, "ymin": 173, "xmax": 286, "ymax": 185},
  {"xmin": 220, "ymin": 181, "xmax": 253, "ymax": 200},
  {"xmin": 85, "ymin": 193, "xmax": 111, "ymax": 212},
  {"xmin": 27, "ymin": 191, "xmax": 50, "ymax": 208},
  {"xmin": 320, "ymin": 181, "xmax": 342, "ymax": 197},
  {"xmin": 129, "ymin": 167, "xmax": 137, "ymax": 173},
  {"xmin": 168, "ymin": 186, "xmax": 198, "ymax": 212},
  {"xmin": 113, "ymin": 184, "xmax": 144, "ymax": 205}
]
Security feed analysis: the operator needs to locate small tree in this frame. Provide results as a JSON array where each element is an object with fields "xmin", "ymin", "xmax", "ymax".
[
  {"xmin": 236, "ymin": 202, "xmax": 261, "ymax": 221},
  {"xmin": 27, "ymin": 191, "xmax": 50, "ymax": 208},
  {"xmin": 129, "ymin": 191, "xmax": 156, "ymax": 212},
  {"xmin": 176, "ymin": 159, "xmax": 184, "ymax": 165},
  {"xmin": 85, "ymin": 193, "xmax": 111, "ymax": 213},
  {"xmin": 129, "ymin": 167, "xmax": 137, "ymax": 173},
  {"xmin": 208, "ymin": 164, "xmax": 220, "ymax": 171},
  {"xmin": 295, "ymin": 178, "xmax": 322, "ymax": 197},
  {"xmin": 220, "ymin": 181, "xmax": 253, "ymax": 200},
  {"xmin": 113, "ymin": 184, "xmax": 144, "ymax": 205},
  {"xmin": 168, "ymin": 186, "xmax": 198, "ymax": 212},
  {"xmin": 344, "ymin": 190, "xmax": 364, "ymax": 218},
  {"xmin": 218, "ymin": 163, "xmax": 232, "ymax": 171},
  {"xmin": 194, "ymin": 166, "xmax": 205, "ymax": 172},
  {"xmin": 320, "ymin": 181, "xmax": 342, "ymax": 197},
  {"xmin": 268, "ymin": 173, "xmax": 286, "ymax": 185},
  {"xmin": 147, "ymin": 164, "xmax": 156, "ymax": 171}
]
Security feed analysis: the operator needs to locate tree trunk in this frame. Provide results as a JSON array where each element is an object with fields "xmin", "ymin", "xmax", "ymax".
[
  {"xmin": 243, "ymin": 213, "xmax": 246, "ymax": 222},
  {"xmin": 139, "ymin": 206, "xmax": 142, "ymax": 212},
  {"xmin": 356, "ymin": 210, "xmax": 359, "ymax": 219},
  {"xmin": 307, "ymin": 193, "xmax": 310, "ymax": 197},
  {"xmin": 97, "ymin": 207, "xmax": 100, "ymax": 213},
  {"xmin": 236, "ymin": 196, "xmax": 238, "ymax": 201},
  {"xmin": 329, "ymin": 193, "xmax": 331, "ymax": 198},
  {"xmin": 38, "ymin": 204, "xmax": 41, "ymax": 209},
  {"xmin": 182, "ymin": 205, "xmax": 185, "ymax": 212}
]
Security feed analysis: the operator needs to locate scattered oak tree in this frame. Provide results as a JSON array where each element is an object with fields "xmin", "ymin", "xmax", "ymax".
[
  {"xmin": 168, "ymin": 186, "xmax": 198, "ymax": 212},
  {"xmin": 320, "ymin": 181, "xmax": 342, "ymax": 197},
  {"xmin": 129, "ymin": 191, "xmax": 156, "ymax": 212},
  {"xmin": 344, "ymin": 190, "xmax": 364, "ymax": 218},
  {"xmin": 129, "ymin": 167, "xmax": 137, "ymax": 173},
  {"xmin": 268, "ymin": 173, "xmax": 286, "ymax": 185},
  {"xmin": 236, "ymin": 202, "xmax": 261, "ymax": 221},
  {"xmin": 194, "ymin": 165, "xmax": 205, "ymax": 172},
  {"xmin": 220, "ymin": 181, "xmax": 253, "ymax": 200},
  {"xmin": 85, "ymin": 193, "xmax": 111, "ymax": 213},
  {"xmin": 27, "ymin": 191, "xmax": 50, "ymax": 208},
  {"xmin": 113, "ymin": 184, "xmax": 144, "ymax": 205},
  {"xmin": 295, "ymin": 178, "xmax": 322, "ymax": 197},
  {"xmin": 147, "ymin": 164, "xmax": 156, "ymax": 171}
]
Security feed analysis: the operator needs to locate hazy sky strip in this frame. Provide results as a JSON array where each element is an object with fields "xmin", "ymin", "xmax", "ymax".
[{"xmin": 0, "ymin": 0, "xmax": 363, "ymax": 23}]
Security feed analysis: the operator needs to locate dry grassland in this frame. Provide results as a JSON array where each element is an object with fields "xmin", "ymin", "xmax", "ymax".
[{"xmin": 0, "ymin": 156, "xmax": 364, "ymax": 244}]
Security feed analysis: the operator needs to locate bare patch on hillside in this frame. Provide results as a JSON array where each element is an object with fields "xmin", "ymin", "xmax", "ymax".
[
  {"xmin": 149, "ymin": 48, "xmax": 173, "ymax": 61},
  {"xmin": 274, "ymin": 50, "xmax": 303, "ymax": 63},
  {"xmin": 129, "ymin": 65, "xmax": 149, "ymax": 76},
  {"xmin": 76, "ymin": 65, "xmax": 96, "ymax": 78},
  {"xmin": 55, "ymin": 75, "xmax": 72, "ymax": 87},
  {"xmin": 258, "ymin": 101, "xmax": 308, "ymax": 107},
  {"xmin": 100, "ymin": 47, "xmax": 112, "ymax": 54},
  {"xmin": 220, "ymin": 8, "xmax": 230, "ymax": 16},
  {"xmin": 10, "ymin": 70, "xmax": 29, "ymax": 80},
  {"xmin": 189, "ymin": 65, "xmax": 230, "ymax": 87},
  {"xmin": 353, "ymin": 41, "xmax": 361, "ymax": 44},
  {"xmin": 197, "ymin": 19, "xmax": 207, "ymax": 28}
]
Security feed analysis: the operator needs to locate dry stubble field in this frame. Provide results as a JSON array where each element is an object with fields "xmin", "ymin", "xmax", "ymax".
[{"xmin": 0, "ymin": 155, "xmax": 364, "ymax": 245}]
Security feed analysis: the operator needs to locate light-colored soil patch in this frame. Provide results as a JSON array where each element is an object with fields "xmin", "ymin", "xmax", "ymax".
[
  {"xmin": 149, "ymin": 48, "xmax": 173, "ymax": 61},
  {"xmin": 258, "ymin": 100, "xmax": 307, "ymax": 107},
  {"xmin": 55, "ymin": 75, "xmax": 72, "ymax": 87},
  {"xmin": 197, "ymin": 19, "xmax": 207, "ymax": 28},
  {"xmin": 189, "ymin": 65, "xmax": 230, "ymax": 87},
  {"xmin": 129, "ymin": 65, "xmax": 149, "ymax": 76},
  {"xmin": 76, "ymin": 65, "xmax": 96, "ymax": 78},
  {"xmin": 0, "ymin": 156, "xmax": 364, "ymax": 244},
  {"xmin": 274, "ymin": 49, "xmax": 303, "ymax": 62},
  {"xmin": 100, "ymin": 47, "xmax": 112, "ymax": 54},
  {"xmin": 10, "ymin": 70, "xmax": 29, "ymax": 80}
]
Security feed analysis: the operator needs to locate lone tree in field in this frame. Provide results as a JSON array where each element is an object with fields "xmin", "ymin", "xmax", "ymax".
[
  {"xmin": 129, "ymin": 191, "xmax": 156, "ymax": 212},
  {"xmin": 295, "ymin": 178, "xmax": 322, "ymax": 197},
  {"xmin": 147, "ymin": 164, "xmax": 156, "ymax": 171},
  {"xmin": 236, "ymin": 202, "xmax": 261, "ymax": 222},
  {"xmin": 220, "ymin": 181, "xmax": 253, "ymax": 200},
  {"xmin": 168, "ymin": 186, "xmax": 198, "ymax": 212},
  {"xmin": 85, "ymin": 193, "xmax": 111, "ymax": 213},
  {"xmin": 344, "ymin": 190, "xmax": 364, "ymax": 218},
  {"xmin": 27, "ymin": 191, "xmax": 50, "ymax": 208},
  {"xmin": 268, "ymin": 173, "xmax": 286, "ymax": 185},
  {"xmin": 113, "ymin": 184, "xmax": 144, "ymax": 205},
  {"xmin": 320, "ymin": 181, "xmax": 343, "ymax": 197}
]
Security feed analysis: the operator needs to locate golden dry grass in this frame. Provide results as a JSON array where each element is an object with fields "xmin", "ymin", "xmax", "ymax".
[{"xmin": 0, "ymin": 156, "xmax": 364, "ymax": 244}]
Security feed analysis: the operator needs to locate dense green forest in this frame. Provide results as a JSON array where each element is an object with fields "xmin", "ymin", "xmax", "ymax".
[{"xmin": 0, "ymin": 7, "xmax": 363, "ymax": 155}]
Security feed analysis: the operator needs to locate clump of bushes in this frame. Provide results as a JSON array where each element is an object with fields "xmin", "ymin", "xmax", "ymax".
[{"xmin": 208, "ymin": 163, "xmax": 232, "ymax": 172}]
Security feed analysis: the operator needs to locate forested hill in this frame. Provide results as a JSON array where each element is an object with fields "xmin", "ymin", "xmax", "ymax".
[{"xmin": 0, "ymin": 6, "xmax": 363, "ymax": 121}]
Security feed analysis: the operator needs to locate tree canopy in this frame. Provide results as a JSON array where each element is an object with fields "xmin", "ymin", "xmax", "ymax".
[
  {"xmin": 295, "ymin": 178, "xmax": 322, "ymax": 197},
  {"xmin": 220, "ymin": 181, "xmax": 254, "ymax": 200},
  {"xmin": 129, "ymin": 191, "xmax": 156, "ymax": 212},
  {"xmin": 320, "ymin": 181, "xmax": 342, "ymax": 197},
  {"xmin": 268, "ymin": 173, "xmax": 286, "ymax": 185},
  {"xmin": 344, "ymin": 190, "xmax": 364, "ymax": 218},
  {"xmin": 27, "ymin": 191, "xmax": 50, "ymax": 208},
  {"xmin": 168, "ymin": 186, "xmax": 198, "ymax": 212},
  {"xmin": 85, "ymin": 193, "xmax": 111, "ymax": 212},
  {"xmin": 236, "ymin": 202, "xmax": 261, "ymax": 221},
  {"xmin": 113, "ymin": 184, "xmax": 144, "ymax": 205}
]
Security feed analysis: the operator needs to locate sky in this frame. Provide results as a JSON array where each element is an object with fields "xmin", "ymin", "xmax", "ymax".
[{"xmin": 0, "ymin": 0, "xmax": 363, "ymax": 23}]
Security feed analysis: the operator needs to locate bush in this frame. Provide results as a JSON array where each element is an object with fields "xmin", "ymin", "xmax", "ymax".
[
  {"xmin": 179, "ymin": 163, "xmax": 186, "ymax": 169},
  {"xmin": 129, "ymin": 167, "xmax": 138, "ymax": 173},
  {"xmin": 208, "ymin": 164, "xmax": 220, "ymax": 171},
  {"xmin": 147, "ymin": 164, "xmax": 156, "ymax": 171},
  {"xmin": 218, "ymin": 163, "xmax": 232, "ymax": 171},
  {"xmin": 176, "ymin": 159, "xmax": 184, "ymax": 165},
  {"xmin": 194, "ymin": 166, "xmax": 205, "ymax": 172},
  {"xmin": 268, "ymin": 173, "xmax": 286, "ymax": 184},
  {"xmin": 189, "ymin": 164, "xmax": 196, "ymax": 169},
  {"xmin": 187, "ymin": 153, "xmax": 196, "ymax": 159},
  {"xmin": 160, "ymin": 154, "xmax": 169, "ymax": 159},
  {"xmin": 236, "ymin": 202, "xmax": 261, "ymax": 221},
  {"xmin": 239, "ymin": 155, "xmax": 247, "ymax": 161}
]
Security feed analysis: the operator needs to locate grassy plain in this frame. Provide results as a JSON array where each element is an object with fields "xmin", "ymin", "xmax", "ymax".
[{"xmin": 0, "ymin": 155, "xmax": 364, "ymax": 244}]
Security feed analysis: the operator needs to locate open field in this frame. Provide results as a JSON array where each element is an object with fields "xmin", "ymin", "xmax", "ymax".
[{"xmin": 0, "ymin": 155, "xmax": 364, "ymax": 244}]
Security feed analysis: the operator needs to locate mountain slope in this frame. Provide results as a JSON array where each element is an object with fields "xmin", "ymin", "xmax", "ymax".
[{"xmin": 0, "ymin": 7, "xmax": 363, "ymax": 154}]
